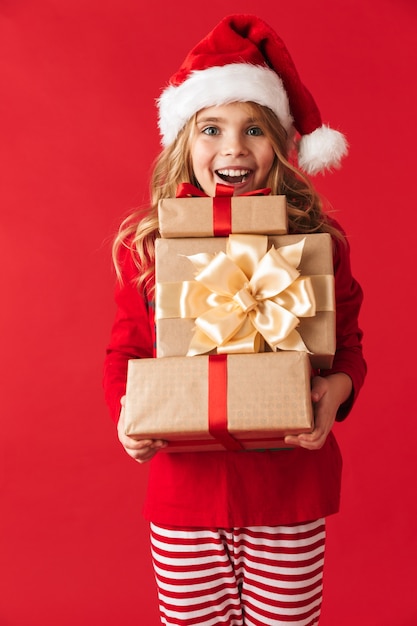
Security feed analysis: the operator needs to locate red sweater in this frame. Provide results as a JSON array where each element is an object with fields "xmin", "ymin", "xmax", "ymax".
[{"xmin": 103, "ymin": 226, "xmax": 366, "ymax": 527}]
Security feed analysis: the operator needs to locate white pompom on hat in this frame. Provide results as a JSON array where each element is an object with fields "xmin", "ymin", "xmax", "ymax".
[{"xmin": 157, "ymin": 14, "xmax": 348, "ymax": 175}]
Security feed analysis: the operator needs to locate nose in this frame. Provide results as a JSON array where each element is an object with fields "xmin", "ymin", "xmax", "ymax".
[{"xmin": 221, "ymin": 132, "xmax": 248, "ymax": 157}]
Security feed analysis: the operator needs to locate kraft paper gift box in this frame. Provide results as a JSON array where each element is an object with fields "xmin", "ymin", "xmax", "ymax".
[
  {"xmin": 155, "ymin": 233, "xmax": 335, "ymax": 369},
  {"xmin": 124, "ymin": 351, "xmax": 313, "ymax": 453},
  {"xmin": 158, "ymin": 195, "xmax": 288, "ymax": 238}
]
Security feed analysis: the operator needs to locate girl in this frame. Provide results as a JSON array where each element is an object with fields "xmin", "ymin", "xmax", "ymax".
[{"xmin": 104, "ymin": 14, "xmax": 366, "ymax": 626}]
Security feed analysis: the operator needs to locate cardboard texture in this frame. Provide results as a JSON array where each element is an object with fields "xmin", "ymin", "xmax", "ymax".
[
  {"xmin": 124, "ymin": 352, "xmax": 313, "ymax": 452},
  {"xmin": 155, "ymin": 234, "xmax": 335, "ymax": 369},
  {"xmin": 158, "ymin": 195, "xmax": 288, "ymax": 237}
]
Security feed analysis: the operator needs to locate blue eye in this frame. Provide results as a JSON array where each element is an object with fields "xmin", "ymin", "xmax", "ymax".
[
  {"xmin": 247, "ymin": 126, "xmax": 263, "ymax": 136},
  {"xmin": 203, "ymin": 126, "xmax": 219, "ymax": 135}
]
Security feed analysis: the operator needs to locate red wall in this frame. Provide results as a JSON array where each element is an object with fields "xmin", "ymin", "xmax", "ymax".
[{"xmin": 1, "ymin": 1, "xmax": 416, "ymax": 624}]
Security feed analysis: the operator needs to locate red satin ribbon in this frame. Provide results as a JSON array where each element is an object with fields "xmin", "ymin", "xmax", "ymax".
[
  {"xmin": 176, "ymin": 183, "xmax": 208, "ymax": 198},
  {"xmin": 176, "ymin": 183, "xmax": 271, "ymax": 198},
  {"xmin": 208, "ymin": 355, "xmax": 243, "ymax": 451},
  {"xmin": 175, "ymin": 183, "xmax": 271, "ymax": 236},
  {"xmin": 213, "ymin": 190, "xmax": 233, "ymax": 236}
]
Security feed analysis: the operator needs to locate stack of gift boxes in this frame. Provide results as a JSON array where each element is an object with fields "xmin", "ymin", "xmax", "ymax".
[{"xmin": 124, "ymin": 190, "xmax": 336, "ymax": 452}]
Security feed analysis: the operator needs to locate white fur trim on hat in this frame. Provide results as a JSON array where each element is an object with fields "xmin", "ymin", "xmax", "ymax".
[
  {"xmin": 157, "ymin": 63, "xmax": 294, "ymax": 147},
  {"xmin": 298, "ymin": 126, "xmax": 349, "ymax": 175}
]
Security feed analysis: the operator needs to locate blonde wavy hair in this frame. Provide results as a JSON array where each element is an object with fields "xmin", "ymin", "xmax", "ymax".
[{"xmin": 113, "ymin": 102, "xmax": 343, "ymax": 292}]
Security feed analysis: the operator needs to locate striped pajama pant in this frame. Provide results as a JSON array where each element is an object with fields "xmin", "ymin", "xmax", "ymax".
[{"xmin": 150, "ymin": 519, "xmax": 325, "ymax": 626}]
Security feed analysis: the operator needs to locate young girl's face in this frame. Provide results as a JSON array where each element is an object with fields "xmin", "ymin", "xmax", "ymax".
[{"xmin": 191, "ymin": 102, "xmax": 275, "ymax": 196}]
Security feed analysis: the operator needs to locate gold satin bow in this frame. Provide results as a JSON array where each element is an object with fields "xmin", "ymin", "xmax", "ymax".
[{"xmin": 156, "ymin": 234, "xmax": 334, "ymax": 356}]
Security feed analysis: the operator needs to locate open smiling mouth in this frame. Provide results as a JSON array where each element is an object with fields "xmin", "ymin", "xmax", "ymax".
[{"xmin": 216, "ymin": 169, "xmax": 251, "ymax": 184}]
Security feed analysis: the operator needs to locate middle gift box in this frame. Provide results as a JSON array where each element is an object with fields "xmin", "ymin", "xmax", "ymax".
[{"xmin": 155, "ymin": 233, "xmax": 335, "ymax": 369}]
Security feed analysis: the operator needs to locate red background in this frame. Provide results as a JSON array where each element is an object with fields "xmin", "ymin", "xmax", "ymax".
[{"xmin": 1, "ymin": 1, "xmax": 416, "ymax": 624}]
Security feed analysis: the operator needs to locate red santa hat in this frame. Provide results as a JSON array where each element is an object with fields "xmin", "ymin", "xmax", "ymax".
[{"xmin": 157, "ymin": 14, "xmax": 348, "ymax": 175}]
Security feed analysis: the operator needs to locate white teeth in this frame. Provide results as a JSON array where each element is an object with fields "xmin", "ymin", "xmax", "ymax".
[{"xmin": 217, "ymin": 169, "xmax": 250, "ymax": 177}]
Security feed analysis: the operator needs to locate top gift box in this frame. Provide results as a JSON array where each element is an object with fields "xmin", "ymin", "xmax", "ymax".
[{"xmin": 158, "ymin": 187, "xmax": 288, "ymax": 238}]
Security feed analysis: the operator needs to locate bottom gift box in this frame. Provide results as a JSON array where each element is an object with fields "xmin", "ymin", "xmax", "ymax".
[{"xmin": 124, "ymin": 351, "xmax": 313, "ymax": 452}]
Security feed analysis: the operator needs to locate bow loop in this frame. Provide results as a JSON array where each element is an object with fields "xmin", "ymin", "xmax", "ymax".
[{"xmin": 175, "ymin": 183, "xmax": 271, "ymax": 198}]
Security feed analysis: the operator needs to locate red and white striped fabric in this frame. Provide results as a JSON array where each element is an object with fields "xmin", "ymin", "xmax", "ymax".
[{"xmin": 150, "ymin": 519, "xmax": 326, "ymax": 626}]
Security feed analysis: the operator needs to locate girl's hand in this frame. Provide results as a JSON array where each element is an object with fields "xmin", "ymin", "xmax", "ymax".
[
  {"xmin": 117, "ymin": 397, "xmax": 167, "ymax": 463},
  {"xmin": 284, "ymin": 373, "xmax": 353, "ymax": 450}
]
